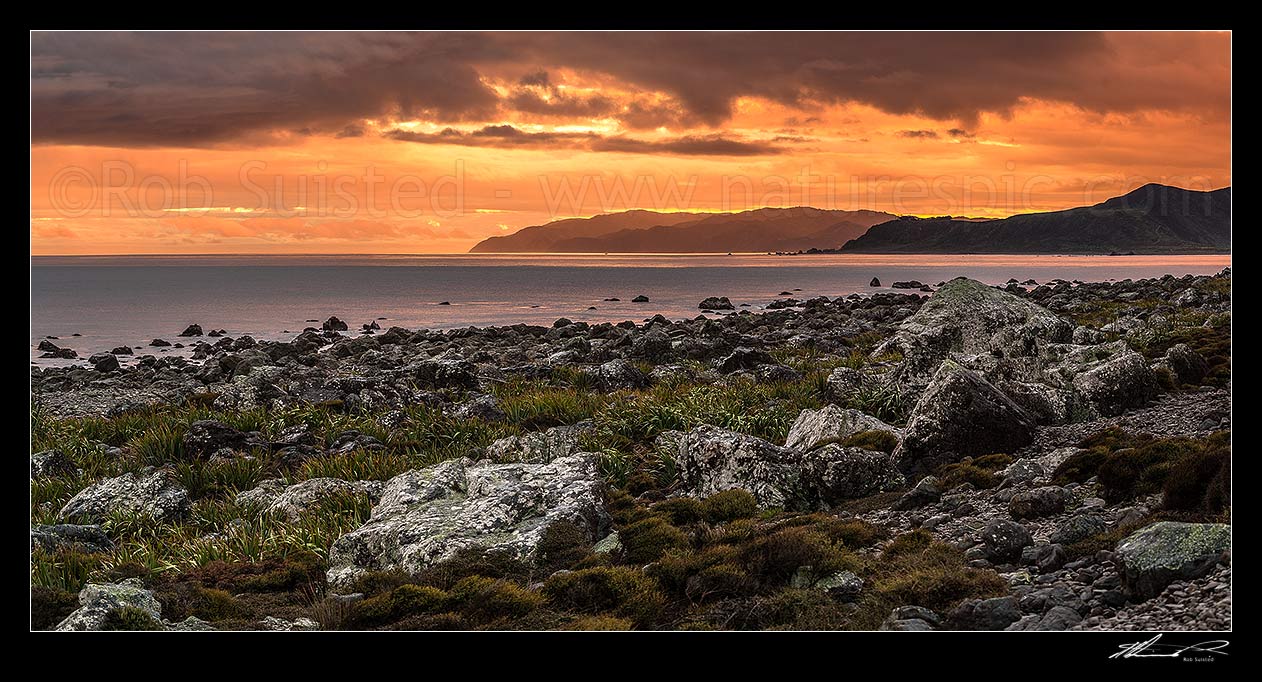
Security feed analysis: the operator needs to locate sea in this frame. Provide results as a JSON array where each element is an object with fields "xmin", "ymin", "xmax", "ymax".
[{"xmin": 30, "ymin": 253, "xmax": 1231, "ymax": 367}]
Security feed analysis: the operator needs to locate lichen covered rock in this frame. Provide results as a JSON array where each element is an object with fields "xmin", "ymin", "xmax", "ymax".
[
  {"xmin": 326, "ymin": 455, "xmax": 609, "ymax": 589},
  {"xmin": 59, "ymin": 470, "xmax": 191, "ymax": 524},
  {"xmin": 1115, "ymin": 522, "xmax": 1230, "ymax": 600},
  {"xmin": 783, "ymin": 404, "xmax": 899, "ymax": 451}
]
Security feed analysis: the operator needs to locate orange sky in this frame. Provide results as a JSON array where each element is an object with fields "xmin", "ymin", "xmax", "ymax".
[{"xmin": 30, "ymin": 31, "xmax": 1231, "ymax": 255}]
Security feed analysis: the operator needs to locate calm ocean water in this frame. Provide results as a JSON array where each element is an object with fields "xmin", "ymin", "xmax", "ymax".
[{"xmin": 30, "ymin": 254, "xmax": 1231, "ymax": 366}]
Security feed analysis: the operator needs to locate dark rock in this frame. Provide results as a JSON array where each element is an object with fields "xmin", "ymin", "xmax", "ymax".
[
  {"xmin": 178, "ymin": 324, "xmax": 203, "ymax": 337},
  {"xmin": 31, "ymin": 524, "xmax": 113, "ymax": 553},
  {"xmin": 869, "ymin": 277, "xmax": 881, "ymax": 287},
  {"xmin": 1008, "ymin": 486, "xmax": 1073, "ymax": 520},
  {"xmin": 31, "ymin": 449, "xmax": 78, "ymax": 478},
  {"xmin": 632, "ymin": 295, "xmax": 650, "ymax": 303},
  {"xmin": 1049, "ymin": 514, "xmax": 1109, "ymax": 546},
  {"xmin": 981, "ymin": 519, "xmax": 1033, "ymax": 562},
  {"xmin": 110, "ymin": 346, "xmax": 133, "ymax": 355},
  {"xmin": 149, "ymin": 339, "xmax": 172, "ymax": 347},
  {"xmin": 1163, "ymin": 343, "xmax": 1210, "ymax": 386},
  {"xmin": 894, "ymin": 361, "xmax": 1036, "ymax": 477},
  {"xmin": 716, "ymin": 347, "xmax": 775, "ymax": 373},
  {"xmin": 947, "ymin": 596, "xmax": 1021, "ymax": 630},
  {"xmin": 182, "ymin": 420, "xmax": 257, "ymax": 458},
  {"xmin": 322, "ymin": 316, "xmax": 349, "ymax": 332},
  {"xmin": 89, "ymin": 353, "xmax": 120, "ymax": 372},
  {"xmin": 892, "ymin": 475, "xmax": 942, "ymax": 510},
  {"xmin": 698, "ymin": 296, "xmax": 735, "ymax": 310},
  {"xmin": 891, "ymin": 280, "xmax": 924, "ymax": 290}
]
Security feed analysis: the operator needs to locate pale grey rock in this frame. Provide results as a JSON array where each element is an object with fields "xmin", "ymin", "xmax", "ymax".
[
  {"xmin": 56, "ymin": 579, "xmax": 162, "ymax": 631},
  {"xmin": 31, "ymin": 524, "xmax": 112, "ymax": 553},
  {"xmin": 1071, "ymin": 350, "xmax": 1158, "ymax": 417},
  {"xmin": 676, "ymin": 425, "xmax": 902, "ymax": 510},
  {"xmin": 783, "ymin": 404, "xmax": 899, "ymax": 451},
  {"xmin": 31, "ymin": 449, "xmax": 78, "ymax": 479},
  {"xmin": 327, "ymin": 455, "xmax": 609, "ymax": 589},
  {"xmin": 59, "ymin": 470, "xmax": 190, "ymax": 524},
  {"xmin": 484, "ymin": 421, "xmax": 595, "ymax": 463},
  {"xmin": 235, "ymin": 477, "xmax": 384, "ymax": 520}
]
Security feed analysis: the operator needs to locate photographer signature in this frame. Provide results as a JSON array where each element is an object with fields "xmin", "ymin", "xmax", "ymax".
[{"xmin": 1111, "ymin": 634, "xmax": 1229, "ymax": 660}]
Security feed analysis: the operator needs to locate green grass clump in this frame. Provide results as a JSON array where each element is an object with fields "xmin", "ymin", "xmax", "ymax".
[
  {"xmin": 31, "ymin": 548, "xmax": 102, "ymax": 593},
  {"xmin": 563, "ymin": 615, "xmax": 634, "ymax": 630},
  {"xmin": 935, "ymin": 453, "xmax": 1012, "ymax": 490}
]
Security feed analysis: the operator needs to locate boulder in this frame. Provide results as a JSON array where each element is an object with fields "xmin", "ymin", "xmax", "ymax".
[
  {"xmin": 59, "ymin": 470, "xmax": 191, "ymax": 524},
  {"xmin": 1071, "ymin": 350, "xmax": 1158, "ymax": 417},
  {"xmin": 1008, "ymin": 486, "xmax": 1073, "ymax": 520},
  {"xmin": 946, "ymin": 596, "xmax": 1021, "ymax": 630},
  {"xmin": 89, "ymin": 353, "xmax": 120, "ymax": 372},
  {"xmin": 235, "ymin": 478, "xmax": 384, "ymax": 520},
  {"xmin": 894, "ymin": 361, "xmax": 1036, "ymax": 477},
  {"xmin": 1163, "ymin": 343, "xmax": 1210, "ymax": 386},
  {"xmin": 997, "ymin": 381, "xmax": 1078, "ymax": 425},
  {"xmin": 322, "ymin": 316, "xmax": 349, "ymax": 332},
  {"xmin": 880, "ymin": 605, "xmax": 940, "ymax": 631},
  {"xmin": 675, "ymin": 425, "xmax": 903, "ymax": 510},
  {"xmin": 31, "ymin": 524, "xmax": 113, "ymax": 553},
  {"xmin": 1114, "ymin": 522, "xmax": 1231, "ymax": 600},
  {"xmin": 869, "ymin": 277, "xmax": 881, "ymax": 287},
  {"xmin": 883, "ymin": 277, "xmax": 1073, "ymax": 375},
  {"xmin": 980, "ymin": 519, "xmax": 1033, "ymax": 562},
  {"xmin": 698, "ymin": 296, "xmax": 735, "ymax": 310},
  {"xmin": 596, "ymin": 358, "xmax": 649, "ymax": 390},
  {"xmin": 326, "ymin": 455, "xmax": 609, "ymax": 589},
  {"xmin": 716, "ymin": 347, "xmax": 775, "ymax": 373},
  {"xmin": 406, "ymin": 351, "xmax": 477, "ymax": 389},
  {"xmin": 1006, "ymin": 605, "xmax": 1083, "ymax": 631},
  {"xmin": 485, "ymin": 422, "xmax": 594, "ymax": 463},
  {"xmin": 632, "ymin": 295, "xmax": 650, "ymax": 303},
  {"xmin": 892, "ymin": 475, "xmax": 942, "ymax": 510},
  {"xmin": 56, "ymin": 579, "xmax": 162, "ymax": 631},
  {"xmin": 783, "ymin": 405, "xmax": 899, "ymax": 451},
  {"xmin": 1049, "ymin": 513, "xmax": 1109, "ymax": 546},
  {"xmin": 182, "ymin": 419, "xmax": 260, "ymax": 457},
  {"xmin": 31, "ymin": 449, "xmax": 78, "ymax": 478}
]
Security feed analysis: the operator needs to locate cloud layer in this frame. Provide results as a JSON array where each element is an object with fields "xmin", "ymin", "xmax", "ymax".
[{"xmin": 31, "ymin": 31, "xmax": 1230, "ymax": 149}]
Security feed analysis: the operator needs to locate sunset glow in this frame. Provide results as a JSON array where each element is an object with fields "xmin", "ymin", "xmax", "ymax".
[{"xmin": 30, "ymin": 31, "xmax": 1231, "ymax": 255}]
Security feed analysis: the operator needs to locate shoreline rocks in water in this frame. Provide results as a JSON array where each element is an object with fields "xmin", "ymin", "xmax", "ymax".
[{"xmin": 28, "ymin": 268, "xmax": 1231, "ymax": 631}]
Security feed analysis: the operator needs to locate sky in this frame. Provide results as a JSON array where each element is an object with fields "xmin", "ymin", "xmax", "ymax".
[{"xmin": 30, "ymin": 31, "xmax": 1231, "ymax": 255}]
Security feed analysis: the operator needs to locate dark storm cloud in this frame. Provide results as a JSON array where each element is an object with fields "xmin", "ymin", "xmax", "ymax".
[
  {"xmin": 946, "ymin": 128, "xmax": 975, "ymax": 138},
  {"xmin": 384, "ymin": 125, "xmax": 785, "ymax": 156},
  {"xmin": 30, "ymin": 31, "xmax": 1230, "ymax": 147},
  {"xmin": 896, "ymin": 130, "xmax": 939, "ymax": 139}
]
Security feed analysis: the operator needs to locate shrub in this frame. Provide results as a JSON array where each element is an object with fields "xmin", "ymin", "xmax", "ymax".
[
  {"xmin": 349, "ymin": 584, "xmax": 450, "ymax": 628},
  {"xmin": 936, "ymin": 464, "xmax": 997, "ymax": 490},
  {"xmin": 652, "ymin": 497, "xmax": 707, "ymax": 526},
  {"xmin": 619, "ymin": 517, "xmax": 689, "ymax": 564},
  {"xmin": 839, "ymin": 430, "xmax": 899, "ymax": 454},
  {"xmin": 189, "ymin": 587, "xmax": 252, "ymax": 622},
  {"xmin": 883, "ymin": 529, "xmax": 933, "ymax": 558},
  {"xmin": 31, "ymin": 548, "xmax": 101, "ymax": 593},
  {"xmin": 536, "ymin": 521, "xmax": 592, "ymax": 572},
  {"xmin": 1052, "ymin": 448, "xmax": 1108, "ymax": 485},
  {"xmin": 852, "ymin": 542, "xmax": 1006, "ymax": 627},
  {"xmin": 647, "ymin": 545, "xmax": 743, "ymax": 598},
  {"xmin": 417, "ymin": 547, "xmax": 534, "ymax": 590},
  {"xmin": 351, "ymin": 570, "xmax": 417, "ymax": 597},
  {"xmin": 739, "ymin": 527, "xmax": 853, "ymax": 585},
  {"xmin": 101, "ymin": 606, "xmax": 163, "ymax": 631},
  {"xmin": 1161, "ymin": 432, "xmax": 1231, "ymax": 513},
  {"xmin": 31, "ymin": 586, "xmax": 79, "ymax": 630},
  {"xmin": 447, "ymin": 576, "xmax": 544, "ymax": 622},
  {"xmin": 544, "ymin": 566, "xmax": 667, "ymax": 627},
  {"xmin": 750, "ymin": 588, "xmax": 850, "ymax": 630},
  {"xmin": 701, "ymin": 489, "xmax": 759, "ymax": 523},
  {"xmin": 564, "ymin": 615, "xmax": 634, "ymax": 630}
]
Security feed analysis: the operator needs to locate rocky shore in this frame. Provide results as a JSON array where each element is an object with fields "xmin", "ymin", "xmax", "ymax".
[{"xmin": 31, "ymin": 269, "xmax": 1231, "ymax": 631}]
